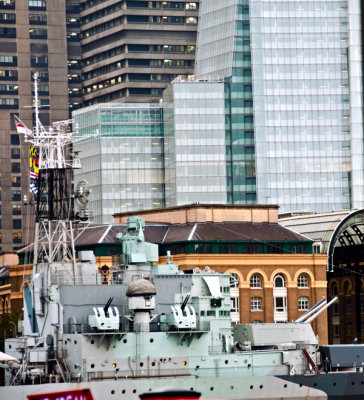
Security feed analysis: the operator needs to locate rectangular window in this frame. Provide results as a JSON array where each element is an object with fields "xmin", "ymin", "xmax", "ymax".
[
  {"xmin": 219, "ymin": 244, "xmax": 236, "ymax": 254},
  {"xmin": 29, "ymin": 13, "xmax": 47, "ymax": 24},
  {"xmin": 11, "ymin": 134, "xmax": 19, "ymax": 144},
  {"xmin": 194, "ymin": 243, "xmax": 212, "ymax": 254},
  {"xmin": 31, "ymin": 56, "xmax": 48, "ymax": 66},
  {"xmin": 0, "ymin": 98, "xmax": 18, "ymax": 107},
  {"xmin": 251, "ymin": 297, "xmax": 262, "ymax": 311},
  {"xmin": 0, "ymin": 27, "xmax": 16, "ymax": 37},
  {"xmin": 31, "ymin": 70, "xmax": 48, "ymax": 81},
  {"xmin": 231, "ymin": 297, "xmax": 239, "ymax": 313},
  {"xmin": 11, "ymin": 147, "xmax": 20, "ymax": 159},
  {"xmin": 12, "ymin": 204, "xmax": 21, "ymax": 215},
  {"xmin": 12, "ymin": 219, "xmax": 21, "ymax": 229},
  {"xmin": 0, "ymin": 55, "xmax": 16, "ymax": 65},
  {"xmin": 333, "ymin": 324, "xmax": 340, "ymax": 339},
  {"xmin": 12, "ymin": 176, "xmax": 21, "ymax": 187},
  {"xmin": 0, "ymin": 69, "xmax": 17, "ymax": 80},
  {"xmin": 28, "ymin": 0, "xmax": 46, "ymax": 9},
  {"xmin": 29, "ymin": 27, "xmax": 47, "ymax": 38},
  {"xmin": 13, "ymin": 232, "xmax": 22, "ymax": 243},
  {"xmin": 11, "ymin": 162, "xmax": 20, "ymax": 172},
  {"xmin": 298, "ymin": 296, "xmax": 309, "ymax": 311},
  {"xmin": 0, "ymin": 0, "xmax": 15, "ymax": 8},
  {"xmin": 274, "ymin": 296, "xmax": 287, "ymax": 312},
  {"xmin": 12, "ymin": 190, "xmax": 21, "ymax": 201}
]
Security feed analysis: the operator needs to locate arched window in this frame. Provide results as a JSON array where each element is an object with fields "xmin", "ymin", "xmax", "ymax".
[
  {"xmin": 298, "ymin": 296, "xmax": 309, "ymax": 311},
  {"xmin": 250, "ymin": 274, "xmax": 262, "ymax": 288},
  {"xmin": 331, "ymin": 282, "xmax": 338, "ymax": 296},
  {"xmin": 230, "ymin": 272, "xmax": 239, "ymax": 288},
  {"xmin": 251, "ymin": 296, "xmax": 262, "ymax": 311},
  {"xmin": 274, "ymin": 274, "xmax": 286, "ymax": 288},
  {"xmin": 343, "ymin": 281, "xmax": 350, "ymax": 296},
  {"xmin": 297, "ymin": 274, "xmax": 309, "ymax": 288}
]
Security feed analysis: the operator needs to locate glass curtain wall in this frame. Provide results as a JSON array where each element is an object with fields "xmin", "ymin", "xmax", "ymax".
[
  {"xmin": 251, "ymin": 0, "xmax": 355, "ymax": 212},
  {"xmin": 163, "ymin": 80, "xmax": 227, "ymax": 205},
  {"xmin": 73, "ymin": 104, "xmax": 165, "ymax": 223},
  {"xmin": 196, "ymin": 0, "xmax": 256, "ymax": 204}
]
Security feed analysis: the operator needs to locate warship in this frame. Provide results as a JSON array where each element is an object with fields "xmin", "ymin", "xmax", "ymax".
[{"xmin": 2, "ymin": 78, "xmax": 364, "ymax": 400}]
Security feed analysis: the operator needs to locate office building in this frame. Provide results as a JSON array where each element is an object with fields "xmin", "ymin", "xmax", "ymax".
[
  {"xmin": 73, "ymin": 103, "xmax": 165, "ymax": 224},
  {"xmin": 80, "ymin": 0, "xmax": 199, "ymax": 105},
  {"xmin": 195, "ymin": 0, "xmax": 364, "ymax": 213},
  {"xmin": 163, "ymin": 78, "xmax": 227, "ymax": 206}
]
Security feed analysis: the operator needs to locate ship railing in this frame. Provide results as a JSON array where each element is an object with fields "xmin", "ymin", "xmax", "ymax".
[
  {"xmin": 64, "ymin": 320, "xmax": 207, "ymax": 335},
  {"xmin": 50, "ymin": 272, "xmax": 101, "ymax": 286}
]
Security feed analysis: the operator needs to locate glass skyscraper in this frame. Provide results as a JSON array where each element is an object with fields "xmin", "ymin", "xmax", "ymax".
[
  {"xmin": 195, "ymin": 0, "xmax": 363, "ymax": 213},
  {"xmin": 73, "ymin": 104, "xmax": 164, "ymax": 223},
  {"xmin": 163, "ymin": 79, "xmax": 227, "ymax": 205}
]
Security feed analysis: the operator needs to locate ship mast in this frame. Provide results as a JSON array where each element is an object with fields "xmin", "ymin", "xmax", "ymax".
[{"xmin": 28, "ymin": 73, "xmax": 80, "ymax": 274}]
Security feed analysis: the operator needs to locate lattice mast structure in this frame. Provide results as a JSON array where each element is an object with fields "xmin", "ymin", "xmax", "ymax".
[{"xmin": 27, "ymin": 74, "xmax": 81, "ymax": 274}]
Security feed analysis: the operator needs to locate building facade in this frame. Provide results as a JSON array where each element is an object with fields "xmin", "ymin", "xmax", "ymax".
[
  {"xmin": 195, "ymin": 0, "xmax": 364, "ymax": 213},
  {"xmin": 79, "ymin": 0, "xmax": 199, "ymax": 105},
  {"xmin": 73, "ymin": 103, "xmax": 165, "ymax": 223},
  {"xmin": 163, "ymin": 78, "xmax": 227, "ymax": 206}
]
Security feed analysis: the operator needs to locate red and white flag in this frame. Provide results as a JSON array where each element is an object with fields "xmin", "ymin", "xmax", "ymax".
[{"xmin": 15, "ymin": 118, "xmax": 32, "ymax": 136}]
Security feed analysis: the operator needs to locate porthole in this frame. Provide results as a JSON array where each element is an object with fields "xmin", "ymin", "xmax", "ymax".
[
  {"xmin": 140, "ymin": 362, "xmax": 144, "ymax": 367},
  {"xmin": 352, "ymin": 382, "xmax": 355, "ymax": 386},
  {"xmin": 299, "ymin": 384, "xmax": 303, "ymax": 387},
  {"xmin": 210, "ymin": 387, "xmax": 214, "ymax": 391},
  {"xmin": 123, "ymin": 339, "xmax": 127, "ymax": 344},
  {"xmin": 150, "ymin": 338, "xmax": 154, "ymax": 343},
  {"xmin": 91, "ymin": 340, "xmax": 94, "ymax": 344},
  {"xmin": 111, "ymin": 390, "xmax": 115, "ymax": 395},
  {"xmin": 259, "ymin": 385, "xmax": 263, "ymax": 389},
  {"xmin": 151, "ymin": 362, "xmax": 156, "ymax": 367},
  {"xmin": 333, "ymin": 382, "xmax": 337, "ymax": 386},
  {"xmin": 250, "ymin": 386, "xmax": 253, "ymax": 390},
  {"xmin": 225, "ymin": 360, "xmax": 228, "ymax": 364},
  {"xmin": 122, "ymin": 390, "xmax": 126, "ymax": 394},
  {"xmin": 190, "ymin": 388, "xmax": 194, "ymax": 391},
  {"xmin": 133, "ymin": 390, "xmax": 136, "ymax": 394},
  {"xmin": 284, "ymin": 384, "xmax": 287, "ymax": 388},
  {"xmin": 112, "ymin": 363, "xmax": 117, "ymax": 368},
  {"xmin": 91, "ymin": 363, "xmax": 95, "ymax": 369},
  {"xmin": 74, "ymin": 340, "xmax": 77, "ymax": 345},
  {"xmin": 313, "ymin": 383, "xmax": 317, "ymax": 387}
]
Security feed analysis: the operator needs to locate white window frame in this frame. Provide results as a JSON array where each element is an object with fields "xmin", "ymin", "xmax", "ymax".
[
  {"xmin": 251, "ymin": 296, "xmax": 262, "ymax": 311},
  {"xmin": 298, "ymin": 296, "xmax": 309, "ymax": 311}
]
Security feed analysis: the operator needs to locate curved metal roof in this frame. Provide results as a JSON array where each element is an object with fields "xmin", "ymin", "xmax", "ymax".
[{"xmin": 279, "ymin": 209, "xmax": 364, "ymax": 270}]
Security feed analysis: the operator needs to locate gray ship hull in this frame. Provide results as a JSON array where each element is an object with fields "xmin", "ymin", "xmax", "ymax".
[{"xmin": 0, "ymin": 375, "xmax": 328, "ymax": 400}]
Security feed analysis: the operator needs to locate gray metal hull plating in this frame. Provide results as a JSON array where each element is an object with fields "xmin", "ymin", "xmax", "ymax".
[{"xmin": 0, "ymin": 375, "xmax": 328, "ymax": 400}]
